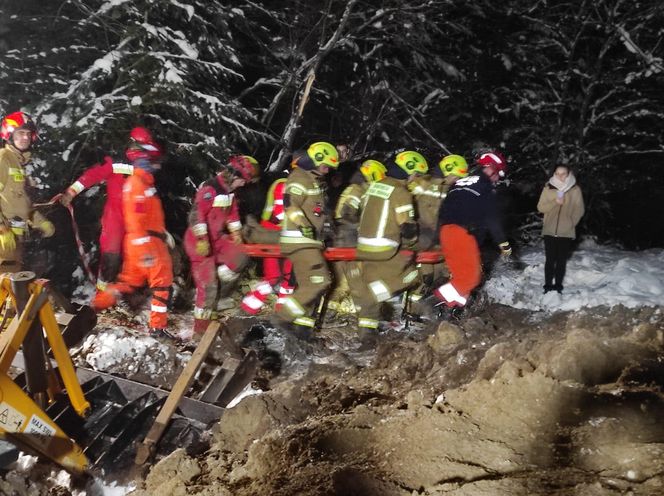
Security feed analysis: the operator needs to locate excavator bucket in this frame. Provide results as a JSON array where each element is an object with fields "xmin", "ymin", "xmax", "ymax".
[{"xmin": 56, "ymin": 305, "xmax": 97, "ymax": 349}]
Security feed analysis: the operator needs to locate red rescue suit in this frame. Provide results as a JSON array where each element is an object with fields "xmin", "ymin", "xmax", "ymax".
[
  {"xmin": 184, "ymin": 174, "xmax": 248, "ymax": 333},
  {"xmin": 66, "ymin": 156, "xmax": 132, "ymax": 288},
  {"xmin": 241, "ymin": 178, "xmax": 293, "ymax": 314},
  {"xmin": 93, "ymin": 166, "xmax": 173, "ymax": 329}
]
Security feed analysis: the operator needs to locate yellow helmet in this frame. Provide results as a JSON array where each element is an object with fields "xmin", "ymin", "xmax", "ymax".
[
  {"xmin": 307, "ymin": 141, "xmax": 339, "ymax": 168},
  {"xmin": 439, "ymin": 154, "xmax": 468, "ymax": 178},
  {"xmin": 359, "ymin": 160, "xmax": 387, "ymax": 183},
  {"xmin": 395, "ymin": 150, "xmax": 428, "ymax": 175}
]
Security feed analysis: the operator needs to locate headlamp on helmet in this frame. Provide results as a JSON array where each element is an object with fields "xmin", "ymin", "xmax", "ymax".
[
  {"xmin": 307, "ymin": 142, "xmax": 339, "ymax": 168},
  {"xmin": 395, "ymin": 151, "xmax": 428, "ymax": 175},
  {"xmin": 359, "ymin": 160, "xmax": 387, "ymax": 183},
  {"xmin": 438, "ymin": 154, "xmax": 468, "ymax": 178}
]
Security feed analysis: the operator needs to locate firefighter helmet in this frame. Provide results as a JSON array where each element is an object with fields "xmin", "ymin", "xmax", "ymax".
[
  {"xmin": 1, "ymin": 111, "xmax": 38, "ymax": 143},
  {"xmin": 126, "ymin": 126, "xmax": 162, "ymax": 162},
  {"xmin": 359, "ymin": 160, "xmax": 387, "ymax": 183},
  {"xmin": 477, "ymin": 150, "xmax": 507, "ymax": 178},
  {"xmin": 395, "ymin": 150, "xmax": 428, "ymax": 175},
  {"xmin": 439, "ymin": 154, "xmax": 469, "ymax": 178},
  {"xmin": 307, "ymin": 142, "xmax": 339, "ymax": 168},
  {"xmin": 229, "ymin": 155, "xmax": 260, "ymax": 182}
]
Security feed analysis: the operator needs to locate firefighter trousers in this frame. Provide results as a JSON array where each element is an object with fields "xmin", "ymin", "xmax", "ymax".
[
  {"xmin": 276, "ymin": 247, "xmax": 331, "ymax": 325},
  {"xmin": 348, "ymin": 251, "xmax": 419, "ymax": 329}
]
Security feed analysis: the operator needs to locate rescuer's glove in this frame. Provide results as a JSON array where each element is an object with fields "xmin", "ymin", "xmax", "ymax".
[
  {"xmin": 499, "ymin": 241, "xmax": 512, "ymax": 257},
  {"xmin": 195, "ymin": 239, "xmax": 211, "ymax": 256},
  {"xmin": 299, "ymin": 225, "xmax": 314, "ymax": 239},
  {"xmin": 37, "ymin": 220, "xmax": 55, "ymax": 238},
  {"xmin": 229, "ymin": 230, "xmax": 243, "ymax": 245},
  {"xmin": 0, "ymin": 227, "xmax": 16, "ymax": 252},
  {"xmin": 59, "ymin": 188, "xmax": 76, "ymax": 207}
]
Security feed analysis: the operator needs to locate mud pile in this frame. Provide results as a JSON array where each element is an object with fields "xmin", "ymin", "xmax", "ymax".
[{"xmin": 132, "ymin": 305, "xmax": 664, "ymax": 496}]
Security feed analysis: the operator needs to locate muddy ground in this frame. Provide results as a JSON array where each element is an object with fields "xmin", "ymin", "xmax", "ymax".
[{"xmin": 121, "ymin": 302, "xmax": 664, "ymax": 496}]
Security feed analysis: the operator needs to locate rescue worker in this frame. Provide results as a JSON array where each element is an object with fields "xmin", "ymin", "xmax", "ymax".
[
  {"xmin": 184, "ymin": 156, "xmax": 255, "ymax": 337},
  {"xmin": 0, "ymin": 111, "xmax": 55, "ymax": 272},
  {"xmin": 433, "ymin": 150, "xmax": 512, "ymax": 313},
  {"xmin": 272, "ymin": 142, "xmax": 339, "ymax": 338},
  {"xmin": 92, "ymin": 127, "xmax": 174, "ymax": 338},
  {"xmin": 59, "ymin": 137, "xmax": 137, "ymax": 293},
  {"xmin": 327, "ymin": 159, "xmax": 387, "ymax": 315},
  {"xmin": 240, "ymin": 174, "xmax": 294, "ymax": 315},
  {"xmin": 347, "ymin": 151, "xmax": 420, "ymax": 340}
]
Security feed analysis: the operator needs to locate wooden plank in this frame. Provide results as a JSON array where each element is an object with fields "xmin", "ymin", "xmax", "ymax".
[{"xmin": 134, "ymin": 321, "xmax": 221, "ymax": 465}]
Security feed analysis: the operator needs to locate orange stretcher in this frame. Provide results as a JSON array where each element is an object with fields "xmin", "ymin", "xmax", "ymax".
[{"xmin": 241, "ymin": 244, "xmax": 443, "ymax": 264}]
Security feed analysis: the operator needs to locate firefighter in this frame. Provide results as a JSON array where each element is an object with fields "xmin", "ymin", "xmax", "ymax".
[
  {"xmin": 240, "ymin": 173, "xmax": 294, "ymax": 315},
  {"xmin": 59, "ymin": 136, "xmax": 138, "ymax": 293},
  {"xmin": 327, "ymin": 159, "xmax": 387, "ymax": 315},
  {"xmin": 0, "ymin": 111, "xmax": 55, "ymax": 272},
  {"xmin": 433, "ymin": 150, "xmax": 512, "ymax": 313},
  {"xmin": 92, "ymin": 127, "xmax": 175, "ymax": 338},
  {"xmin": 184, "ymin": 156, "xmax": 255, "ymax": 337},
  {"xmin": 272, "ymin": 142, "xmax": 339, "ymax": 338},
  {"xmin": 347, "ymin": 151, "xmax": 420, "ymax": 340}
]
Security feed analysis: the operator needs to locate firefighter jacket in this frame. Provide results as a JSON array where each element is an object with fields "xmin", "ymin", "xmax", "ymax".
[
  {"xmin": 67, "ymin": 155, "xmax": 132, "ymax": 235},
  {"xmin": 260, "ymin": 178, "xmax": 287, "ymax": 229},
  {"xmin": 438, "ymin": 172, "xmax": 506, "ymax": 245},
  {"xmin": 409, "ymin": 175, "xmax": 446, "ymax": 233},
  {"xmin": 537, "ymin": 183, "xmax": 584, "ymax": 239},
  {"xmin": 186, "ymin": 174, "xmax": 242, "ymax": 252},
  {"xmin": 356, "ymin": 176, "xmax": 416, "ymax": 260},
  {"xmin": 0, "ymin": 144, "xmax": 46, "ymax": 235},
  {"xmin": 122, "ymin": 167, "xmax": 167, "ymax": 237},
  {"xmin": 334, "ymin": 182, "xmax": 367, "ymax": 247},
  {"xmin": 279, "ymin": 167, "xmax": 328, "ymax": 253}
]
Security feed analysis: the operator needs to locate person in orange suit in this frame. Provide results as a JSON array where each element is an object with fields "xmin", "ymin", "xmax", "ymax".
[{"xmin": 92, "ymin": 127, "xmax": 174, "ymax": 339}]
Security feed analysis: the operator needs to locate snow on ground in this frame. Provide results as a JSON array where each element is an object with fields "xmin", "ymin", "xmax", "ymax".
[{"xmin": 485, "ymin": 238, "xmax": 664, "ymax": 312}]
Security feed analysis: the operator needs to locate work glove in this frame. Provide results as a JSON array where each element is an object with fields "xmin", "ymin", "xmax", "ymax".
[
  {"xmin": 164, "ymin": 231, "xmax": 175, "ymax": 249},
  {"xmin": 499, "ymin": 241, "xmax": 512, "ymax": 257},
  {"xmin": 299, "ymin": 225, "xmax": 315, "ymax": 239},
  {"xmin": 195, "ymin": 238, "xmax": 211, "ymax": 257},
  {"xmin": 59, "ymin": 188, "xmax": 76, "ymax": 207},
  {"xmin": 37, "ymin": 220, "xmax": 55, "ymax": 238},
  {"xmin": 0, "ymin": 227, "xmax": 16, "ymax": 252},
  {"xmin": 229, "ymin": 230, "xmax": 243, "ymax": 245}
]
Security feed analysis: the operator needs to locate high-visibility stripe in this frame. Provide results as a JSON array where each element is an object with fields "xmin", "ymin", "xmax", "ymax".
[
  {"xmin": 293, "ymin": 316, "xmax": 315, "ymax": 327},
  {"xmin": 213, "ymin": 194, "xmax": 233, "ymax": 207},
  {"xmin": 131, "ymin": 236, "xmax": 151, "ymax": 245},
  {"xmin": 436, "ymin": 283, "xmax": 467, "ymax": 307},
  {"xmin": 227, "ymin": 220, "xmax": 242, "ymax": 231},
  {"xmin": 357, "ymin": 236, "xmax": 399, "ymax": 248},
  {"xmin": 192, "ymin": 223, "xmax": 208, "ymax": 236},
  {"xmin": 144, "ymin": 187, "xmax": 156, "ymax": 197},
  {"xmin": 151, "ymin": 304, "xmax": 167, "ymax": 313},
  {"xmin": 112, "ymin": 163, "xmax": 134, "ymax": 175},
  {"xmin": 395, "ymin": 204, "xmax": 414, "ymax": 214},
  {"xmin": 70, "ymin": 181, "xmax": 85, "ymax": 194},
  {"xmin": 241, "ymin": 294, "xmax": 265, "ymax": 311},
  {"xmin": 402, "ymin": 269, "xmax": 419, "ymax": 285},
  {"xmin": 217, "ymin": 264, "xmax": 238, "ymax": 282},
  {"xmin": 255, "ymin": 281, "xmax": 273, "ymax": 295},
  {"xmin": 358, "ymin": 317, "xmax": 379, "ymax": 329},
  {"xmin": 368, "ymin": 280, "xmax": 391, "ymax": 302},
  {"xmin": 283, "ymin": 297, "xmax": 305, "ymax": 317}
]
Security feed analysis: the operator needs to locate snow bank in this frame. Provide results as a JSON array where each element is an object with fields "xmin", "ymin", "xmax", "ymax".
[{"xmin": 485, "ymin": 239, "xmax": 664, "ymax": 312}]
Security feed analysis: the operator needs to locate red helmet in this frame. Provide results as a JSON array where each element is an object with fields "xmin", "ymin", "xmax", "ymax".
[
  {"xmin": 126, "ymin": 126, "xmax": 162, "ymax": 162},
  {"xmin": 1, "ymin": 111, "xmax": 38, "ymax": 142},
  {"xmin": 228, "ymin": 155, "xmax": 260, "ymax": 182},
  {"xmin": 477, "ymin": 150, "xmax": 507, "ymax": 178}
]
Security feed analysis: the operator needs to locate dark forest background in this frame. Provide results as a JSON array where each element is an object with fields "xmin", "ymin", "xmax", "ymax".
[{"xmin": 1, "ymin": 0, "xmax": 663, "ymax": 272}]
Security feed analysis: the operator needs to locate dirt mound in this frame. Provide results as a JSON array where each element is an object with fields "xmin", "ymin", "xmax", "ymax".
[{"xmin": 130, "ymin": 304, "xmax": 664, "ymax": 496}]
